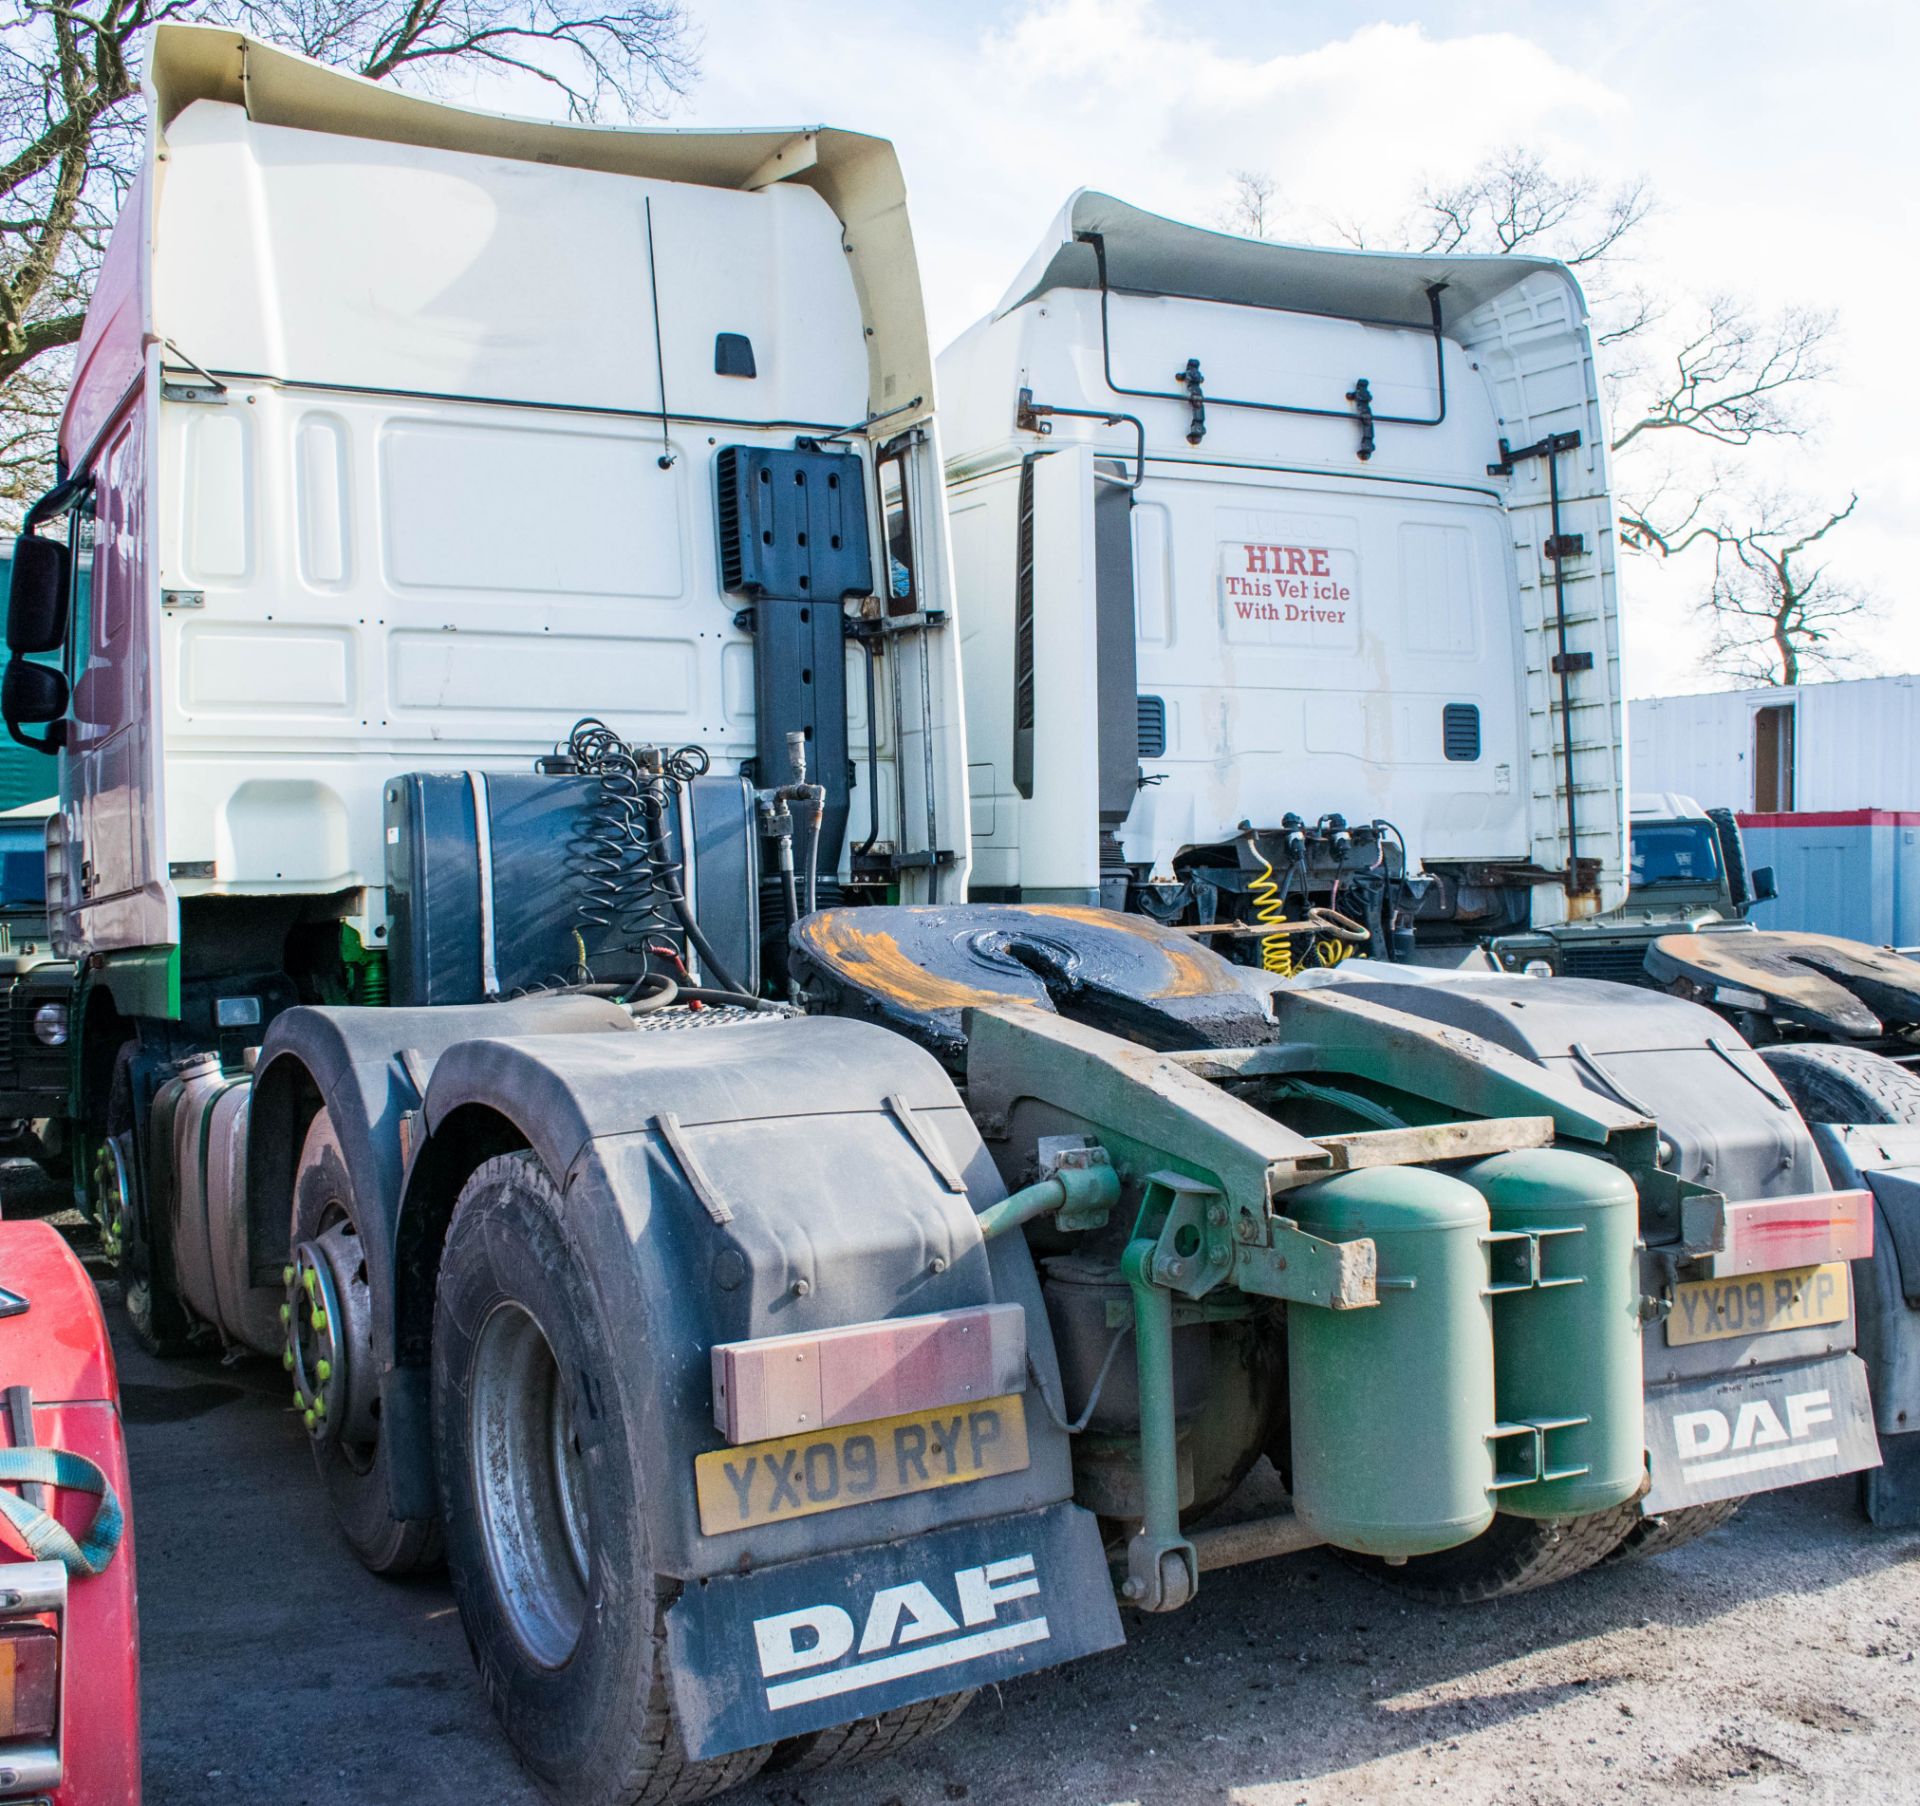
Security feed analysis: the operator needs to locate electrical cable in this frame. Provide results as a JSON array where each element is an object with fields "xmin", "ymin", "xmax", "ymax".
[
  {"xmin": 562, "ymin": 718, "xmax": 751, "ymax": 999},
  {"xmin": 855, "ymin": 633, "xmax": 882, "ymax": 859},
  {"xmin": 804, "ymin": 793, "xmax": 823, "ymax": 917},
  {"xmin": 626, "ymin": 973, "xmax": 679, "ymax": 1013}
]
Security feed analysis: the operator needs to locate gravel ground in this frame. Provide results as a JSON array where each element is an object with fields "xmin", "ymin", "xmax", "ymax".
[{"xmin": 11, "ymin": 1163, "xmax": 1919, "ymax": 1806}]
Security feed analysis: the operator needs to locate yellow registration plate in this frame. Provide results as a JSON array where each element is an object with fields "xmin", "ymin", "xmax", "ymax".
[
  {"xmin": 695, "ymin": 1394, "xmax": 1030, "ymax": 1535},
  {"xmin": 1667, "ymin": 1263, "xmax": 1850, "ymax": 1347}
]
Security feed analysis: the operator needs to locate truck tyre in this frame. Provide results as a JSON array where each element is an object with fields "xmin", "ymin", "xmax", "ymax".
[
  {"xmin": 766, "ymin": 1691, "xmax": 976, "ymax": 1773},
  {"xmin": 108, "ymin": 1047, "xmax": 195, "ymax": 1357},
  {"xmin": 1759, "ymin": 1043, "xmax": 1920, "ymax": 1127},
  {"xmin": 1760, "ymin": 1041, "xmax": 1920, "ymax": 1530},
  {"xmin": 1342, "ymin": 1503, "xmax": 1639, "ymax": 1605},
  {"xmin": 1605, "ymin": 1496, "xmax": 1743, "ymax": 1562},
  {"xmin": 433, "ymin": 1153, "xmax": 771, "ymax": 1806},
  {"xmin": 292, "ymin": 1112, "xmax": 440, "ymax": 1575},
  {"xmin": 1707, "ymin": 807, "xmax": 1752, "ymax": 908}
]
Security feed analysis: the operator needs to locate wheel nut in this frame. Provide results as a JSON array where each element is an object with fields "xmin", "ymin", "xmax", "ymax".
[{"xmin": 316, "ymin": 1359, "xmax": 332, "ymax": 1383}]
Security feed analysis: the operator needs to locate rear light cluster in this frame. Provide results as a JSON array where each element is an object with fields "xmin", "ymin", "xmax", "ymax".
[
  {"xmin": 0, "ymin": 1622, "xmax": 57, "ymax": 1740},
  {"xmin": 1718, "ymin": 1189, "xmax": 1874, "ymax": 1277},
  {"xmin": 0, "ymin": 1562, "xmax": 65, "ymax": 1796}
]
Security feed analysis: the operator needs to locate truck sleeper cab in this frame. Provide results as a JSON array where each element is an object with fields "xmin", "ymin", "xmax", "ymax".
[{"xmin": 939, "ymin": 190, "xmax": 1628, "ymax": 965}]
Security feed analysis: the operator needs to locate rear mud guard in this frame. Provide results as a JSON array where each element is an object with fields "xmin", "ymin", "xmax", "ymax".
[
  {"xmin": 665, "ymin": 1501, "xmax": 1121, "ymax": 1761},
  {"xmin": 1642, "ymin": 1352, "xmax": 1879, "ymax": 1513}
]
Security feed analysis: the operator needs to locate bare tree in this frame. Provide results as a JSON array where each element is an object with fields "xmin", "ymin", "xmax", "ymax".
[
  {"xmin": 1305, "ymin": 146, "xmax": 1864, "ymax": 676},
  {"xmin": 1609, "ymin": 294, "xmax": 1834, "ymax": 452},
  {"xmin": 0, "ymin": 0, "xmax": 694, "ymax": 519},
  {"xmin": 1220, "ymin": 168, "xmax": 1278, "ymax": 240},
  {"xmin": 1324, "ymin": 149, "xmax": 1836, "ymax": 459},
  {"xmin": 1404, "ymin": 149, "xmax": 1651, "ymax": 270},
  {"xmin": 1620, "ymin": 492, "xmax": 1874, "ymax": 685}
]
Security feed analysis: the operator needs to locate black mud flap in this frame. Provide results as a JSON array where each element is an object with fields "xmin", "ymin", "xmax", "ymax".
[
  {"xmin": 1863, "ymin": 1433, "xmax": 1920, "ymax": 1526},
  {"xmin": 1643, "ymin": 1351, "xmax": 1880, "ymax": 1512},
  {"xmin": 665, "ymin": 1502, "xmax": 1122, "ymax": 1761}
]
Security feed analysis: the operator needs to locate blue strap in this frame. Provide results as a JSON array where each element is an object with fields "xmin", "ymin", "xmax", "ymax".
[{"xmin": 0, "ymin": 1447, "xmax": 124, "ymax": 1577}]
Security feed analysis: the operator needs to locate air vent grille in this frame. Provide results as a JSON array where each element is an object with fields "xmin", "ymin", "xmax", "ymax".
[
  {"xmin": 1442, "ymin": 702, "xmax": 1481, "ymax": 762},
  {"xmin": 1137, "ymin": 694, "xmax": 1167, "ymax": 759}
]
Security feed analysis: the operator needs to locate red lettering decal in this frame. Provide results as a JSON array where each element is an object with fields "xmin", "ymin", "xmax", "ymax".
[{"xmin": 1309, "ymin": 549, "xmax": 1331, "ymax": 577}]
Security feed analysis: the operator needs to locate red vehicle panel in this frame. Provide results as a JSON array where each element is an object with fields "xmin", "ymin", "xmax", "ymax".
[{"xmin": 0, "ymin": 1221, "xmax": 141, "ymax": 1806}]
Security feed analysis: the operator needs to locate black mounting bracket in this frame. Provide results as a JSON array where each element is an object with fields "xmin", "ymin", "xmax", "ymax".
[
  {"xmin": 1174, "ymin": 359, "xmax": 1207, "ymax": 445},
  {"xmin": 1346, "ymin": 377, "xmax": 1376, "ymax": 462},
  {"xmin": 1487, "ymin": 429, "xmax": 1581, "ymax": 477},
  {"xmin": 1015, "ymin": 387, "xmax": 1145, "ymax": 487}
]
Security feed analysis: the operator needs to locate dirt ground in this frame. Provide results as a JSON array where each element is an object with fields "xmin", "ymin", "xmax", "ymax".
[{"xmin": 14, "ymin": 1164, "xmax": 1920, "ymax": 1806}]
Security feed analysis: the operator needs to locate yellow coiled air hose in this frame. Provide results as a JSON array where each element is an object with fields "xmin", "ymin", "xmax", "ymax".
[{"xmin": 1246, "ymin": 846, "xmax": 1291, "ymax": 977}]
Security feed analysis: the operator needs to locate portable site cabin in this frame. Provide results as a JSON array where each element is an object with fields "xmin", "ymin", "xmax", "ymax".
[
  {"xmin": 1631, "ymin": 676, "xmax": 1920, "ymax": 944},
  {"xmin": 1630, "ymin": 674, "xmax": 1920, "ymax": 817}
]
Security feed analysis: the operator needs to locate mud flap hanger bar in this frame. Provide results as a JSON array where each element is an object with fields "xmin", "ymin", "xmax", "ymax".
[
  {"xmin": 1075, "ymin": 229, "xmax": 1448, "ymax": 461},
  {"xmin": 1016, "ymin": 387, "xmax": 1145, "ymax": 488}
]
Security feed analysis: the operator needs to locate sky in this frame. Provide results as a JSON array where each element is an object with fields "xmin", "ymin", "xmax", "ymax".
[{"xmin": 481, "ymin": 1, "xmax": 1919, "ymax": 700}]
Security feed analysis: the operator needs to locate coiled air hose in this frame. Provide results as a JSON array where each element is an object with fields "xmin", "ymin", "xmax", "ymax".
[{"xmin": 1243, "ymin": 833, "xmax": 1292, "ymax": 977}]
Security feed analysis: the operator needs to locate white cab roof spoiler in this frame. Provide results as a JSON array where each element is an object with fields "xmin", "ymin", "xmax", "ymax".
[
  {"xmin": 996, "ymin": 189, "xmax": 1579, "ymax": 331},
  {"xmin": 142, "ymin": 25, "xmax": 933, "ymax": 432}
]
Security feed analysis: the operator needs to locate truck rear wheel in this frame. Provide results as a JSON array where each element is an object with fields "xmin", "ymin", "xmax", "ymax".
[
  {"xmin": 433, "ymin": 1153, "xmax": 770, "ymax": 1806},
  {"xmin": 108, "ymin": 1048, "xmax": 195, "ymax": 1357},
  {"xmin": 1605, "ymin": 1496, "xmax": 1743, "ymax": 1562},
  {"xmin": 1343, "ymin": 1503, "xmax": 1639, "ymax": 1604},
  {"xmin": 766, "ymin": 1691, "xmax": 976, "ymax": 1773},
  {"xmin": 1758, "ymin": 1043, "xmax": 1920, "ymax": 1126},
  {"xmin": 292, "ymin": 1112, "xmax": 439, "ymax": 1575}
]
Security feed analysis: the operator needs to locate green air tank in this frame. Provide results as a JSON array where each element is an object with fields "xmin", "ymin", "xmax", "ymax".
[
  {"xmin": 1459, "ymin": 1149, "xmax": 1645, "ymax": 1519},
  {"xmin": 1286, "ymin": 1166, "xmax": 1495, "ymax": 1558}
]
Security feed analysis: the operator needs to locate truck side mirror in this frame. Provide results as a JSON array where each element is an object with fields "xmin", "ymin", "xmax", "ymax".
[
  {"xmin": 1750, "ymin": 865, "xmax": 1778, "ymax": 904},
  {"xmin": 6, "ymin": 534, "xmax": 71, "ymax": 656},
  {"xmin": 3, "ymin": 658, "xmax": 68, "ymax": 753}
]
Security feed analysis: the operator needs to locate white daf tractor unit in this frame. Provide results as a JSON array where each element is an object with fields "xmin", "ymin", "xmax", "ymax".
[
  {"xmin": 936, "ymin": 191, "xmax": 1920, "ymax": 1528},
  {"xmin": 3, "ymin": 37, "xmax": 1910, "ymax": 1806}
]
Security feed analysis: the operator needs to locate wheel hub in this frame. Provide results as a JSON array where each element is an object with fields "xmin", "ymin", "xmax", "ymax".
[
  {"xmin": 92, "ymin": 1136, "xmax": 132, "ymax": 1264},
  {"xmin": 284, "ymin": 1220, "xmax": 378, "ymax": 1448},
  {"xmin": 469, "ymin": 1300, "xmax": 592, "ymax": 1668}
]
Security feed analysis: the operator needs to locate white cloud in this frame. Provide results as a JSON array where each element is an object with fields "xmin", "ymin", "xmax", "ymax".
[{"xmin": 681, "ymin": 4, "xmax": 1627, "ymax": 343}]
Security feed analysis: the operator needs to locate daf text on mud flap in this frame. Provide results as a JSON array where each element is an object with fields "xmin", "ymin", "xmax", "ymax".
[
  {"xmin": 1673, "ymin": 1388, "xmax": 1836, "ymax": 1484},
  {"xmin": 753, "ymin": 1552, "xmax": 1047, "ymax": 1710}
]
